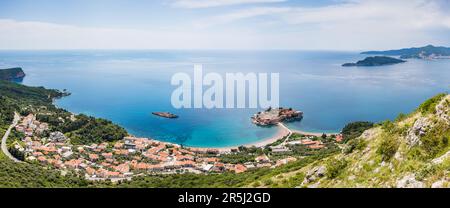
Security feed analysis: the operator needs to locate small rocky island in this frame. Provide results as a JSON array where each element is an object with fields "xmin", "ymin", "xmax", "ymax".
[
  {"xmin": 152, "ymin": 112, "xmax": 179, "ymax": 119},
  {"xmin": 342, "ymin": 56, "xmax": 406, "ymax": 67},
  {"xmin": 252, "ymin": 107, "xmax": 303, "ymax": 126},
  {"xmin": 0, "ymin": 67, "xmax": 26, "ymax": 81}
]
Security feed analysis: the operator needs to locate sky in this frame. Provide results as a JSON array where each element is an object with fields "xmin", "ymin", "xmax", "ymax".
[{"xmin": 0, "ymin": 0, "xmax": 449, "ymax": 50}]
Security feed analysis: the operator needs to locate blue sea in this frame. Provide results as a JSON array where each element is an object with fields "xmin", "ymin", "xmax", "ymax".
[{"xmin": 1, "ymin": 50, "xmax": 449, "ymax": 147}]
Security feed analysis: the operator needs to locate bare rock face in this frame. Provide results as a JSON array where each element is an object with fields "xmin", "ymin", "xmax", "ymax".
[
  {"xmin": 361, "ymin": 128, "xmax": 378, "ymax": 140},
  {"xmin": 405, "ymin": 117, "xmax": 432, "ymax": 147},
  {"xmin": 436, "ymin": 95, "xmax": 450, "ymax": 124},
  {"xmin": 430, "ymin": 96, "xmax": 450, "ymax": 165},
  {"xmin": 302, "ymin": 165, "xmax": 327, "ymax": 185},
  {"xmin": 316, "ymin": 166, "xmax": 327, "ymax": 177},
  {"xmin": 431, "ymin": 180, "xmax": 446, "ymax": 188},
  {"xmin": 432, "ymin": 151, "xmax": 450, "ymax": 165},
  {"xmin": 394, "ymin": 151, "xmax": 403, "ymax": 161},
  {"xmin": 396, "ymin": 174, "xmax": 424, "ymax": 188},
  {"xmin": 404, "ymin": 96, "xmax": 449, "ymax": 147}
]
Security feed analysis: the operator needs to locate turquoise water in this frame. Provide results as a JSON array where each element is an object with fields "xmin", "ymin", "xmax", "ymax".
[{"xmin": 0, "ymin": 50, "xmax": 449, "ymax": 147}]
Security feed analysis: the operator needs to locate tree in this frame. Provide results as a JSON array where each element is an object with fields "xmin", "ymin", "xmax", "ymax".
[{"xmin": 341, "ymin": 121, "xmax": 374, "ymax": 143}]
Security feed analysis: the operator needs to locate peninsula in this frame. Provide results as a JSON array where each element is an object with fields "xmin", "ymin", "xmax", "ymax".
[
  {"xmin": 362, "ymin": 45, "xmax": 450, "ymax": 60},
  {"xmin": 0, "ymin": 67, "xmax": 26, "ymax": 81},
  {"xmin": 342, "ymin": 56, "xmax": 406, "ymax": 67},
  {"xmin": 252, "ymin": 107, "xmax": 303, "ymax": 126}
]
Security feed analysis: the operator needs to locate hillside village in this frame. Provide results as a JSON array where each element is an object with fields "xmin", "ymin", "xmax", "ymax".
[{"xmin": 10, "ymin": 113, "xmax": 342, "ymax": 181}]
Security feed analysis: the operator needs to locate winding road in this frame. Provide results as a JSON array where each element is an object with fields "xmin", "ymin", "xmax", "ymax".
[
  {"xmin": 1, "ymin": 112, "xmax": 22, "ymax": 163},
  {"xmin": 277, "ymin": 123, "xmax": 293, "ymax": 146}
]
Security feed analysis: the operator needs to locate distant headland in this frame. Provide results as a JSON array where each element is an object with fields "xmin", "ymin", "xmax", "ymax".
[
  {"xmin": 342, "ymin": 56, "xmax": 406, "ymax": 67},
  {"xmin": 361, "ymin": 45, "xmax": 450, "ymax": 60},
  {"xmin": 0, "ymin": 67, "xmax": 26, "ymax": 81}
]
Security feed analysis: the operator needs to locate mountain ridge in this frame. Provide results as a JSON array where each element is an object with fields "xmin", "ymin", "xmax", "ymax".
[{"xmin": 362, "ymin": 45, "xmax": 450, "ymax": 59}]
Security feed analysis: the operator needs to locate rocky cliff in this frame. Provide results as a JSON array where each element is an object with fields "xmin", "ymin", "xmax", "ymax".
[{"xmin": 0, "ymin": 67, "xmax": 26, "ymax": 81}]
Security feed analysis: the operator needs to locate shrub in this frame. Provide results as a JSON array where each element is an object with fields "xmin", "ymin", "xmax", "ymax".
[
  {"xmin": 377, "ymin": 136, "xmax": 399, "ymax": 161},
  {"xmin": 325, "ymin": 158, "xmax": 348, "ymax": 179},
  {"xmin": 418, "ymin": 93, "xmax": 446, "ymax": 114},
  {"xmin": 381, "ymin": 120, "xmax": 395, "ymax": 133},
  {"xmin": 420, "ymin": 122, "xmax": 450, "ymax": 158},
  {"xmin": 252, "ymin": 181, "xmax": 261, "ymax": 187},
  {"xmin": 263, "ymin": 179, "xmax": 273, "ymax": 186},
  {"xmin": 395, "ymin": 113, "xmax": 408, "ymax": 122},
  {"xmin": 220, "ymin": 154, "xmax": 256, "ymax": 164},
  {"xmin": 342, "ymin": 121, "xmax": 374, "ymax": 143},
  {"xmin": 343, "ymin": 139, "xmax": 367, "ymax": 154},
  {"xmin": 416, "ymin": 164, "xmax": 437, "ymax": 181}
]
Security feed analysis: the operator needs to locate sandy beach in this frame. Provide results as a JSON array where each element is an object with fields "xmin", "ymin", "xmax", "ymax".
[
  {"xmin": 186, "ymin": 124, "xmax": 289, "ymax": 153},
  {"xmin": 194, "ymin": 124, "xmax": 340, "ymax": 153},
  {"xmin": 137, "ymin": 123, "xmax": 340, "ymax": 153},
  {"xmin": 132, "ymin": 121, "xmax": 341, "ymax": 154}
]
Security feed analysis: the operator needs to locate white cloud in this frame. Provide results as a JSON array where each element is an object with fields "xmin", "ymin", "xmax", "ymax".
[
  {"xmin": 197, "ymin": 0, "xmax": 450, "ymax": 29},
  {"xmin": 189, "ymin": 0, "xmax": 450, "ymax": 50},
  {"xmin": 194, "ymin": 7, "xmax": 290, "ymax": 28},
  {"xmin": 0, "ymin": 0, "xmax": 449, "ymax": 50},
  {"xmin": 0, "ymin": 19, "xmax": 273, "ymax": 50},
  {"xmin": 279, "ymin": 0, "xmax": 450, "ymax": 29},
  {"xmin": 171, "ymin": 0, "xmax": 285, "ymax": 8},
  {"xmin": 276, "ymin": 0, "xmax": 450, "ymax": 49}
]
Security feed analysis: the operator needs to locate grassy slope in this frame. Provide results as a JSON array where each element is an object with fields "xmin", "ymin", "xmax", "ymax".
[{"xmin": 262, "ymin": 94, "xmax": 450, "ymax": 188}]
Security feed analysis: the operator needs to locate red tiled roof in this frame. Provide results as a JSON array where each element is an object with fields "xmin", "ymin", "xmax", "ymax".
[{"xmin": 234, "ymin": 164, "xmax": 247, "ymax": 173}]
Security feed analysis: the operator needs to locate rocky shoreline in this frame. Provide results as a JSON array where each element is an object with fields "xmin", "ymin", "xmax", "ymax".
[{"xmin": 252, "ymin": 107, "xmax": 303, "ymax": 126}]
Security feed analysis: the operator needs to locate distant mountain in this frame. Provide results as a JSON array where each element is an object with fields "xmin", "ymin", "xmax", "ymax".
[
  {"xmin": 342, "ymin": 56, "xmax": 406, "ymax": 67},
  {"xmin": 0, "ymin": 67, "xmax": 26, "ymax": 81},
  {"xmin": 362, "ymin": 45, "xmax": 450, "ymax": 59}
]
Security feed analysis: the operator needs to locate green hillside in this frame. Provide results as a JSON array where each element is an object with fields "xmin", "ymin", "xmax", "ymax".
[
  {"xmin": 282, "ymin": 94, "xmax": 450, "ymax": 188},
  {"xmin": 0, "ymin": 67, "xmax": 25, "ymax": 81},
  {"xmin": 362, "ymin": 45, "xmax": 450, "ymax": 59},
  {"xmin": 0, "ymin": 81, "xmax": 124, "ymax": 187}
]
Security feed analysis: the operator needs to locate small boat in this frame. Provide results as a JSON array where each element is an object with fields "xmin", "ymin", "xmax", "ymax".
[{"xmin": 152, "ymin": 112, "xmax": 179, "ymax": 119}]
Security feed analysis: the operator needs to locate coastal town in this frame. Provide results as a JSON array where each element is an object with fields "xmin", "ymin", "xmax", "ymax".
[{"xmin": 8, "ymin": 113, "xmax": 343, "ymax": 181}]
